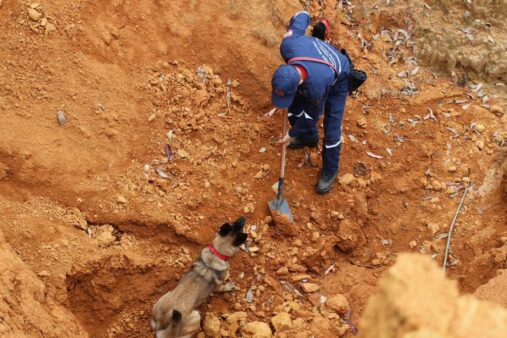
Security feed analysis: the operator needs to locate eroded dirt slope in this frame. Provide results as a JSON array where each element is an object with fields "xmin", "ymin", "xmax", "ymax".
[{"xmin": 0, "ymin": 0, "xmax": 505, "ymax": 337}]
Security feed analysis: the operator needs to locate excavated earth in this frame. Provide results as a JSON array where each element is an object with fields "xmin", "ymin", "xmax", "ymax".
[{"xmin": 0, "ymin": 0, "xmax": 505, "ymax": 337}]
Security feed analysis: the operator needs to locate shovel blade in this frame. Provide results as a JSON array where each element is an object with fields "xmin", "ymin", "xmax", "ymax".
[{"xmin": 268, "ymin": 198, "xmax": 294, "ymax": 223}]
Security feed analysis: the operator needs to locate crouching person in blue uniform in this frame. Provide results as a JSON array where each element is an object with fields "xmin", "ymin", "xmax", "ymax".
[{"xmin": 271, "ymin": 11, "xmax": 350, "ymax": 194}]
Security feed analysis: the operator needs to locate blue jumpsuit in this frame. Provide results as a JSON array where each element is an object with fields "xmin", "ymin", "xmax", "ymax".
[{"xmin": 282, "ymin": 12, "xmax": 350, "ymax": 177}]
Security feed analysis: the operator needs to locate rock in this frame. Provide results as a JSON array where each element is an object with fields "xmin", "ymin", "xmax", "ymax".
[
  {"xmin": 276, "ymin": 267, "xmax": 289, "ymax": 275},
  {"xmin": 243, "ymin": 203, "xmax": 254, "ymax": 214},
  {"xmin": 409, "ymin": 240, "xmax": 418, "ymax": 249},
  {"xmin": 475, "ymin": 140, "xmax": 485, "ymax": 150},
  {"xmin": 336, "ymin": 220, "xmax": 361, "ymax": 253},
  {"xmin": 96, "ymin": 227, "xmax": 116, "ymax": 248},
  {"xmin": 226, "ymin": 311, "xmax": 247, "ymax": 336},
  {"xmin": 148, "ymin": 113, "xmax": 157, "ymax": 122},
  {"xmin": 241, "ymin": 322, "xmax": 272, "ymax": 338},
  {"xmin": 56, "ymin": 111, "xmax": 66, "ymax": 125},
  {"xmin": 28, "ymin": 8, "xmax": 42, "ymax": 21},
  {"xmin": 475, "ymin": 124, "xmax": 485, "ymax": 133},
  {"xmin": 300, "ymin": 283, "xmax": 320, "ymax": 293},
  {"xmin": 447, "ymin": 165, "xmax": 457, "ymax": 173},
  {"xmin": 326, "ymin": 294, "xmax": 350, "ymax": 315},
  {"xmin": 291, "ymin": 274, "xmax": 311, "ymax": 282},
  {"xmin": 357, "ymin": 117, "xmax": 368, "ymax": 129},
  {"xmin": 489, "ymin": 104, "xmax": 504, "ymax": 117},
  {"xmin": 271, "ymin": 312, "xmax": 292, "ymax": 331},
  {"xmin": 427, "ymin": 223, "xmax": 440, "ymax": 236},
  {"xmin": 339, "ymin": 174, "xmax": 355, "ymax": 186},
  {"xmin": 203, "ymin": 313, "xmax": 221, "ymax": 338},
  {"xmin": 310, "ymin": 315, "xmax": 333, "ymax": 338},
  {"xmin": 37, "ymin": 270, "xmax": 50, "ymax": 277},
  {"xmin": 431, "ymin": 180, "xmax": 443, "ymax": 191},
  {"xmin": 331, "ymin": 211, "xmax": 344, "ymax": 220},
  {"xmin": 117, "ymin": 195, "xmax": 127, "ymax": 204},
  {"xmin": 177, "ymin": 149, "xmax": 189, "ymax": 159}
]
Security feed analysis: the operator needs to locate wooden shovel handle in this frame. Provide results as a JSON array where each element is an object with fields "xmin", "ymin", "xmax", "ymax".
[{"xmin": 277, "ymin": 109, "xmax": 288, "ymax": 201}]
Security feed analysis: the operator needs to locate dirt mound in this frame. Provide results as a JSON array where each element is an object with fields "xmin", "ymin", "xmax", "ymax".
[
  {"xmin": 357, "ymin": 253, "xmax": 507, "ymax": 338},
  {"xmin": 0, "ymin": 0, "xmax": 506, "ymax": 337},
  {"xmin": 474, "ymin": 269, "xmax": 507, "ymax": 308},
  {"xmin": 0, "ymin": 229, "xmax": 87, "ymax": 337}
]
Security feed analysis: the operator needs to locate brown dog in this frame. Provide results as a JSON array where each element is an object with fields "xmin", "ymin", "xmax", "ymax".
[{"xmin": 151, "ymin": 216, "xmax": 248, "ymax": 338}]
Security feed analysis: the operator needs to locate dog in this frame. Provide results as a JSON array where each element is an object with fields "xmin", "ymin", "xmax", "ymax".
[{"xmin": 151, "ymin": 216, "xmax": 248, "ymax": 338}]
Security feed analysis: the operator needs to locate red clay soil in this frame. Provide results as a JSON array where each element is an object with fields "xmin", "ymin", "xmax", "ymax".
[{"xmin": 0, "ymin": 1, "xmax": 505, "ymax": 337}]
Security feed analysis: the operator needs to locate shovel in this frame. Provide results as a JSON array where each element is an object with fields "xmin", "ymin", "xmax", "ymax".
[{"xmin": 269, "ymin": 109, "xmax": 294, "ymax": 223}]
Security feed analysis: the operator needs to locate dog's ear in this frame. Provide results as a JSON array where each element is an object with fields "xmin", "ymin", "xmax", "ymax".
[
  {"xmin": 232, "ymin": 233, "xmax": 248, "ymax": 246},
  {"xmin": 232, "ymin": 216, "xmax": 246, "ymax": 233},
  {"xmin": 219, "ymin": 223, "xmax": 232, "ymax": 237}
]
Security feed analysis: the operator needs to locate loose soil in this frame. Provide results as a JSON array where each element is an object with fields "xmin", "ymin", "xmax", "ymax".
[{"xmin": 0, "ymin": 0, "xmax": 505, "ymax": 337}]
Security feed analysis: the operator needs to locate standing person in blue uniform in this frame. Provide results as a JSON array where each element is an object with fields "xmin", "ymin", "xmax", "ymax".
[{"xmin": 271, "ymin": 11, "xmax": 350, "ymax": 194}]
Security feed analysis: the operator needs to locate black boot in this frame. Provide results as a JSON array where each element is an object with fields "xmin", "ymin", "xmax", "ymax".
[
  {"xmin": 288, "ymin": 136, "xmax": 319, "ymax": 149},
  {"xmin": 316, "ymin": 172, "xmax": 338, "ymax": 194}
]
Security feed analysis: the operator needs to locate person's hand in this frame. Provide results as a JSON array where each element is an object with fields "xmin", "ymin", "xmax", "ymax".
[
  {"xmin": 278, "ymin": 132, "xmax": 292, "ymax": 145},
  {"xmin": 264, "ymin": 108, "xmax": 277, "ymax": 118}
]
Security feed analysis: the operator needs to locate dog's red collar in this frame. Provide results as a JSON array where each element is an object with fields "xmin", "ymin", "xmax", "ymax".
[{"xmin": 208, "ymin": 245, "xmax": 230, "ymax": 261}]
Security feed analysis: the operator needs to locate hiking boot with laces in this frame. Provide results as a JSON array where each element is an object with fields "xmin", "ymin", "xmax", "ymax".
[
  {"xmin": 316, "ymin": 172, "xmax": 338, "ymax": 194},
  {"xmin": 288, "ymin": 136, "xmax": 319, "ymax": 149}
]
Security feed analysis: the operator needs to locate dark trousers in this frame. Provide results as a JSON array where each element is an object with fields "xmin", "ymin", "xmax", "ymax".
[{"xmin": 288, "ymin": 74, "xmax": 348, "ymax": 176}]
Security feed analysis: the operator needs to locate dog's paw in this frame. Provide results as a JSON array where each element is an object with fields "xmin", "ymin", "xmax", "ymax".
[{"xmin": 218, "ymin": 281, "xmax": 236, "ymax": 292}]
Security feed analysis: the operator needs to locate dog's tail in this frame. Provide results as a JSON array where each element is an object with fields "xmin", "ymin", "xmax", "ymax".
[{"xmin": 171, "ymin": 310, "xmax": 183, "ymax": 337}]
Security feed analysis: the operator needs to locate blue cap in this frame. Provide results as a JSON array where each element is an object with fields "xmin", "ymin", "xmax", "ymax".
[{"xmin": 271, "ymin": 65, "xmax": 300, "ymax": 108}]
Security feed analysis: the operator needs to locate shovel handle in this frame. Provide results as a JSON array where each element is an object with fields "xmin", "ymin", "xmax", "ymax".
[{"xmin": 277, "ymin": 109, "xmax": 289, "ymax": 201}]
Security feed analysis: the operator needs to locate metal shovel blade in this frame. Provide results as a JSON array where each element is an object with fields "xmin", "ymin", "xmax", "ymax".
[{"xmin": 268, "ymin": 198, "xmax": 294, "ymax": 223}]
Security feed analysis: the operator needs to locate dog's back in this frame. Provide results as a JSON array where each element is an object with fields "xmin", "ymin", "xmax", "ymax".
[{"xmin": 152, "ymin": 271, "xmax": 216, "ymax": 338}]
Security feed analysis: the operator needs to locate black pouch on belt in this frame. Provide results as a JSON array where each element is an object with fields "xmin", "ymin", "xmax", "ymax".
[{"xmin": 341, "ymin": 49, "xmax": 368, "ymax": 95}]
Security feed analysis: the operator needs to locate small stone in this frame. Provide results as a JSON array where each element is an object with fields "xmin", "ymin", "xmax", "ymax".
[
  {"xmin": 243, "ymin": 203, "xmax": 254, "ymax": 214},
  {"xmin": 490, "ymin": 104, "xmax": 504, "ymax": 117},
  {"xmin": 427, "ymin": 223, "xmax": 440, "ymax": 236},
  {"xmin": 409, "ymin": 240, "xmax": 417, "ymax": 249},
  {"xmin": 96, "ymin": 228, "xmax": 116, "ymax": 248},
  {"xmin": 276, "ymin": 267, "xmax": 289, "ymax": 275},
  {"xmin": 291, "ymin": 274, "xmax": 311, "ymax": 282},
  {"xmin": 475, "ymin": 124, "xmax": 485, "ymax": 133},
  {"xmin": 476, "ymin": 140, "xmax": 485, "ymax": 150},
  {"xmin": 300, "ymin": 283, "xmax": 320, "ymax": 293},
  {"xmin": 311, "ymin": 231, "xmax": 320, "ymax": 242},
  {"xmin": 339, "ymin": 173, "xmax": 355, "ymax": 186},
  {"xmin": 148, "ymin": 113, "xmax": 157, "ymax": 122},
  {"xmin": 330, "ymin": 210, "xmax": 344, "ymax": 220},
  {"xmin": 326, "ymin": 294, "xmax": 350, "ymax": 315},
  {"xmin": 271, "ymin": 312, "xmax": 292, "ymax": 332},
  {"xmin": 430, "ymin": 197, "xmax": 440, "ymax": 204},
  {"xmin": 177, "ymin": 149, "xmax": 189, "ymax": 159},
  {"xmin": 27, "ymin": 8, "xmax": 42, "ymax": 21},
  {"xmin": 431, "ymin": 180, "xmax": 443, "ymax": 191},
  {"xmin": 447, "ymin": 165, "xmax": 457, "ymax": 173},
  {"xmin": 56, "ymin": 111, "xmax": 66, "ymax": 125},
  {"xmin": 117, "ymin": 195, "xmax": 127, "ymax": 204},
  {"xmin": 357, "ymin": 117, "xmax": 367, "ymax": 129},
  {"xmin": 37, "ymin": 270, "xmax": 50, "ymax": 277},
  {"xmin": 232, "ymin": 80, "xmax": 240, "ymax": 88},
  {"xmin": 234, "ymin": 303, "xmax": 242, "ymax": 311},
  {"xmin": 240, "ymin": 322, "xmax": 272, "ymax": 338},
  {"xmin": 45, "ymin": 22, "xmax": 56, "ymax": 33},
  {"xmin": 259, "ymin": 147, "xmax": 267, "ymax": 153},
  {"xmin": 203, "ymin": 313, "xmax": 221, "ymax": 338}
]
